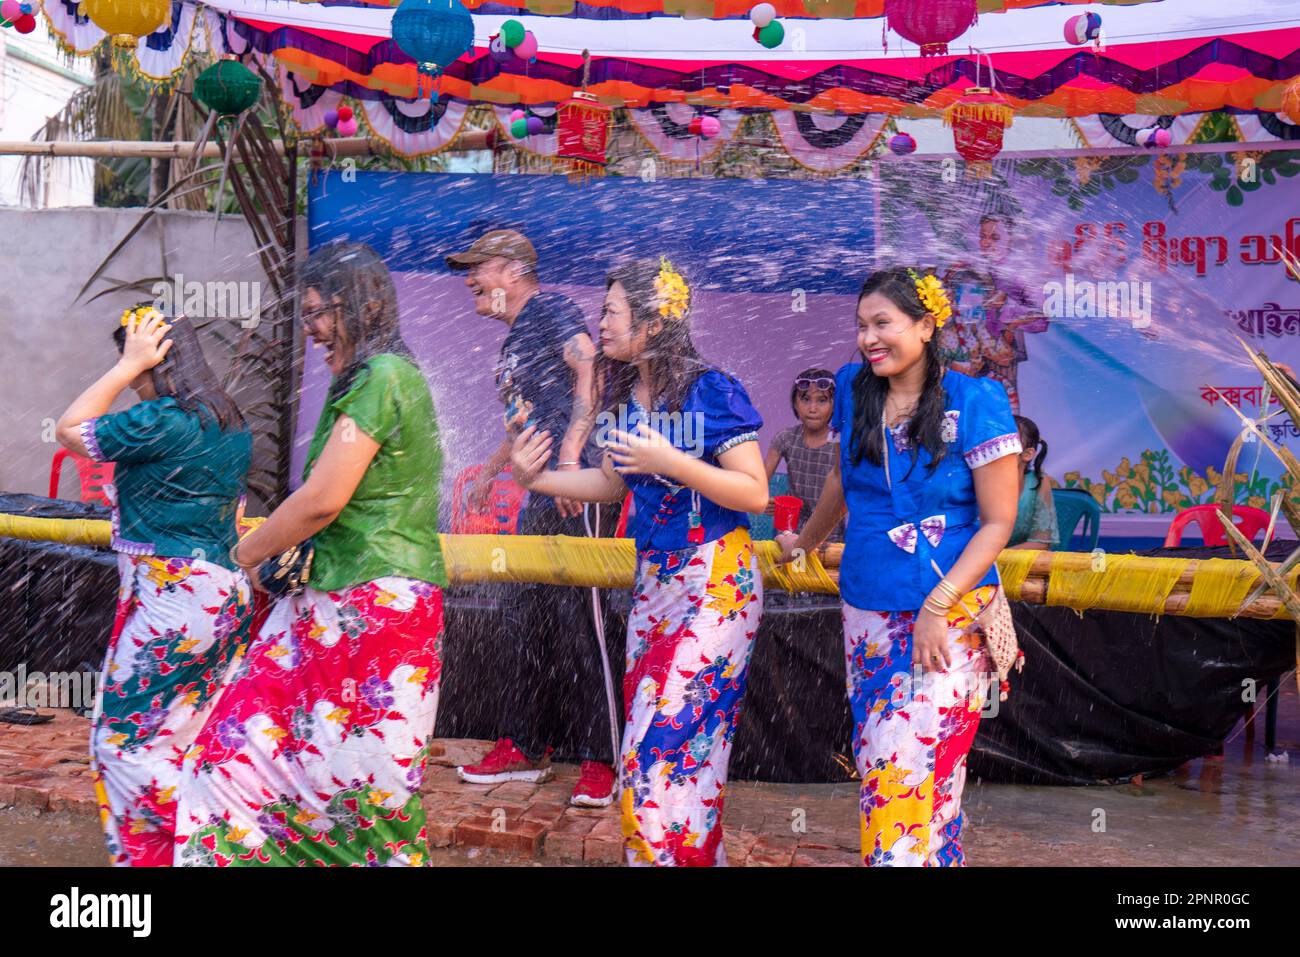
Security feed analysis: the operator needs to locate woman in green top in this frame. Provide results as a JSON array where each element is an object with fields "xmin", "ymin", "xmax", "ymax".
[
  {"xmin": 175, "ymin": 241, "xmax": 448, "ymax": 868},
  {"xmin": 56, "ymin": 305, "xmax": 254, "ymax": 866},
  {"xmin": 1007, "ymin": 415, "xmax": 1060, "ymax": 550}
]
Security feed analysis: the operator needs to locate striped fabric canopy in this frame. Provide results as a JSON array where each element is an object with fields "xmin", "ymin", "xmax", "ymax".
[{"xmin": 41, "ymin": 0, "xmax": 1300, "ymax": 115}]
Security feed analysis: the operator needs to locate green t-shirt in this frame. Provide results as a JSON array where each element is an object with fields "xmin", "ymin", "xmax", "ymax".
[
  {"xmin": 304, "ymin": 353, "xmax": 446, "ymax": 590},
  {"xmin": 87, "ymin": 397, "xmax": 252, "ymax": 570}
]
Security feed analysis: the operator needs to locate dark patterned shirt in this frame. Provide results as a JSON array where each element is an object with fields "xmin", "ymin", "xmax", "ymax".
[{"xmin": 772, "ymin": 425, "xmax": 843, "ymax": 543}]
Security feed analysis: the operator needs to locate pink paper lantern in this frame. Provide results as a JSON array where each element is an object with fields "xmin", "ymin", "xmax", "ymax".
[{"xmin": 883, "ymin": 0, "xmax": 978, "ymax": 57}]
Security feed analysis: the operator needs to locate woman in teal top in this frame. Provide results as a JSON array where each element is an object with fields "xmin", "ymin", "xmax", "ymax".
[
  {"xmin": 779, "ymin": 267, "xmax": 1021, "ymax": 867},
  {"xmin": 1007, "ymin": 415, "xmax": 1060, "ymax": 549},
  {"xmin": 56, "ymin": 305, "xmax": 254, "ymax": 866},
  {"xmin": 176, "ymin": 241, "xmax": 448, "ymax": 868}
]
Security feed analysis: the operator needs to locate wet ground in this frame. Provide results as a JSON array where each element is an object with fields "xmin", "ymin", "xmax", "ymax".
[{"xmin": 2, "ymin": 682, "xmax": 1295, "ymax": 867}]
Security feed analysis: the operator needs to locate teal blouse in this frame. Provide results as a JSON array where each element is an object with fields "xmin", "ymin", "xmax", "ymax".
[
  {"xmin": 82, "ymin": 398, "xmax": 252, "ymax": 570},
  {"xmin": 1008, "ymin": 472, "xmax": 1060, "ymax": 548}
]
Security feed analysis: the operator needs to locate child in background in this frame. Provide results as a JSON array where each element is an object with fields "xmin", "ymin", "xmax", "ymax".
[
  {"xmin": 765, "ymin": 368, "xmax": 843, "ymax": 542},
  {"xmin": 1007, "ymin": 414, "xmax": 1059, "ymax": 550}
]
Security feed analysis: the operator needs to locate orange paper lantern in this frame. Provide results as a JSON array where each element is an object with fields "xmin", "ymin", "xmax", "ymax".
[
  {"xmin": 1283, "ymin": 75, "xmax": 1300, "ymax": 125},
  {"xmin": 944, "ymin": 86, "xmax": 1014, "ymax": 176}
]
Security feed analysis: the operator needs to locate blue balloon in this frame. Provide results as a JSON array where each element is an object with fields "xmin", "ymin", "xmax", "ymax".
[{"xmin": 391, "ymin": 0, "xmax": 474, "ymax": 78}]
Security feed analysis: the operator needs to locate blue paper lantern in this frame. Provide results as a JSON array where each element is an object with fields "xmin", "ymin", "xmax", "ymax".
[{"xmin": 392, "ymin": 0, "xmax": 474, "ymax": 84}]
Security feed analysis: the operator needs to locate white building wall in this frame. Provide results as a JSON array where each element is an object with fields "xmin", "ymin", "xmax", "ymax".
[{"xmin": 0, "ymin": 27, "xmax": 94, "ymax": 207}]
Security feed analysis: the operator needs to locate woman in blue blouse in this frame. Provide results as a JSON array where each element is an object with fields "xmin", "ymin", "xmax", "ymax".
[
  {"xmin": 55, "ymin": 306, "xmax": 253, "ymax": 866},
  {"xmin": 779, "ymin": 267, "xmax": 1021, "ymax": 867},
  {"xmin": 510, "ymin": 257, "xmax": 768, "ymax": 866}
]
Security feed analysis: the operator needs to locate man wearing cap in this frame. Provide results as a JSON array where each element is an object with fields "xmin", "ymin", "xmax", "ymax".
[{"xmin": 446, "ymin": 229, "xmax": 617, "ymax": 808}]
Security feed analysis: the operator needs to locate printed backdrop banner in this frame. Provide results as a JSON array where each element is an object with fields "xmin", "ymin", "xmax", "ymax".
[{"xmin": 304, "ymin": 149, "xmax": 1300, "ymax": 535}]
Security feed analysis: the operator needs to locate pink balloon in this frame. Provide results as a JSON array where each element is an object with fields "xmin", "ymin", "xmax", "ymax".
[
  {"xmin": 0, "ymin": 0, "xmax": 20, "ymax": 21},
  {"xmin": 336, "ymin": 117, "xmax": 359, "ymax": 137},
  {"xmin": 699, "ymin": 116, "xmax": 722, "ymax": 138},
  {"xmin": 514, "ymin": 31, "xmax": 539, "ymax": 60},
  {"xmin": 1062, "ymin": 14, "xmax": 1085, "ymax": 45},
  {"xmin": 510, "ymin": 108, "xmax": 525, "ymax": 121}
]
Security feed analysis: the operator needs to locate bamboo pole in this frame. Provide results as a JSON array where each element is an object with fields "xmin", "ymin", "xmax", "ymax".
[
  {"xmin": 1, "ymin": 512, "xmax": 1297, "ymax": 619},
  {"xmin": 0, "ymin": 130, "xmax": 497, "ymax": 159}
]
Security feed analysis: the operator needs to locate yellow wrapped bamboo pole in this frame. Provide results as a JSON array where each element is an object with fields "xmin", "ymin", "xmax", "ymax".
[{"xmin": 1, "ymin": 513, "xmax": 1297, "ymax": 620}]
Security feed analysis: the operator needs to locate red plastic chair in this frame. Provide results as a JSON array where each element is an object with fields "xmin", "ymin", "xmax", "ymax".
[
  {"xmin": 49, "ymin": 448, "xmax": 115, "ymax": 506},
  {"xmin": 614, "ymin": 491, "xmax": 634, "ymax": 538},
  {"xmin": 451, "ymin": 463, "xmax": 527, "ymax": 535},
  {"xmin": 1162, "ymin": 504, "xmax": 1272, "ymax": 548}
]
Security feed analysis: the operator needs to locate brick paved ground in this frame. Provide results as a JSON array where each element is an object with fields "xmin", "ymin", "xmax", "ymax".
[{"xmin": 3, "ymin": 689, "xmax": 1298, "ymax": 866}]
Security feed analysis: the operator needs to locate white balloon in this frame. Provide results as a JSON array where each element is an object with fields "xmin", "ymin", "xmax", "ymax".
[{"xmin": 750, "ymin": 3, "xmax": 776, "ymax": 28}]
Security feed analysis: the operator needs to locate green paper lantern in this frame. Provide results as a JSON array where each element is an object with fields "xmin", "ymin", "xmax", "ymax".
[
  {"xmin": 195, "ymin": 58, "xmax": 264, "ymax": 117},
  {"xmin": 758, "ymin": 20, "xmax": 784, "ymax": 48},
  {"xmin": 500, "ymin": 18, "xmax": 526, "ymax": 48}
]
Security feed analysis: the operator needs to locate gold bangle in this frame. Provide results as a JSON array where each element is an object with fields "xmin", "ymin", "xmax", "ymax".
[
  {"xmin": 934, "ymin": 578, "xmax": 961, "ymax": 601},
  {"xmin": 922, "ymin": 600, "xmax": 951, "ymax": 617}
]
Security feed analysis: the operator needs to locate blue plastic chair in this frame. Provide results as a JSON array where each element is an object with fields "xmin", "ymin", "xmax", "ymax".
[
  {"xmin": 1052, "ymin": 488, "xmax": 1101, "ymax": 552},
  {"xmin": 748, "ymin": 472, "xmax": 790, "ymax": 540}
]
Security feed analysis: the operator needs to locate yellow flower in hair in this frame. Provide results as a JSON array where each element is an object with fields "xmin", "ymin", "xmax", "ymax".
[
  {"xmin": 654, "ymin": 256, "xmax": 691, "ymax": 322},
  {"xmin": 908, "ymin": 269, "xmax": 952, "ymax": 328},
  {"xmin": 120, "ymin": 305, "xmax": 162, "ymax": 327}
]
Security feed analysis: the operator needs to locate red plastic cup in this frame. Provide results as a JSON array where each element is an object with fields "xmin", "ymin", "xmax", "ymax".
[{"xmin": 773, "ymin": 495, "xmax": 803, "ymax": 534}]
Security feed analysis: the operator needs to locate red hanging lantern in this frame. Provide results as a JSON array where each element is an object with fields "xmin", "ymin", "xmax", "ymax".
[
  {"xmin": 944, "ymin": 86, "xmax": 1013, "ymax": 177},
  {"xmin": 883, "ymin": 0, "xmax": 978, "ymax": 57},
  {"xmin": 556, "ymin": 91, "xmax": 612, "ymax": 177}
]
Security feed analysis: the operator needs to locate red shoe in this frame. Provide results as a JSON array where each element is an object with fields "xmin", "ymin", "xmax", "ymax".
[
  {"xmin": 569, "ymin": 760, "xmax": 616, "ymax": 808},
  {"xmin": 457, "ymin": 738, "xmax": 553, "ymax": 784}
]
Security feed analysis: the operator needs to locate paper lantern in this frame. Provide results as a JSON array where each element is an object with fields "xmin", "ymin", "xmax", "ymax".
[
  {"xmin": 556, "ymin": 91, "xmax": 612, "ymax": 175},
  {"xmin": 944, "ymin": 87, "xmax": 1013, "ymax": 176},
  {"xmin": 391, "ymin": 0, "xmax": 474, "ymax": 93},
  {"xmin": 1283, "ymin": 76, "xmax": 1300, "ymax": 125},
  {"xmin": 81, "ymin": 0, "xmax": 170, "ymax": 46},
  {"xmin": 194, "ymin": 58, "xmax": 263, "ymax": 117},
  {"xmin": 883, "ymin": 0, "xmax": 978, "ymax": 57},
  {"xmin": 889, "ymin": 131, "xmax": 916, "ymax": 155}
]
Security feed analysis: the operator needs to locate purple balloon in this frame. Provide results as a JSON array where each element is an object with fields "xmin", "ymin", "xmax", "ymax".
[
  {"xmin": 526, "ymin": 115, "xmax": 546, "ymax": 135},
  {"xmin": 323, "ymin": 109, "xmax": 340, "ymax": 129},
  {"xmin": 490, "ymin": 36, "xmax": 514, "ymax": 64}
]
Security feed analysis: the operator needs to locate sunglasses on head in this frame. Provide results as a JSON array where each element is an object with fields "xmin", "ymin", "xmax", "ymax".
[{"xmin": 795, "ymin": 377, "xmax": 834, "ymax": 392}]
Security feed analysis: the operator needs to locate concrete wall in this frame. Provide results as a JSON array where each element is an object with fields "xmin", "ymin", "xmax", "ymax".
[{"xmin": 1, "ymin": 206, "xmax": 284, "ymax": 505}]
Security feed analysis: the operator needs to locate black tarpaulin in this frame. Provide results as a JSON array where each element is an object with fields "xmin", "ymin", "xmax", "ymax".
[{"xmin": 0, "ymin": 493, "xmax": 1293, "ymax": 784}]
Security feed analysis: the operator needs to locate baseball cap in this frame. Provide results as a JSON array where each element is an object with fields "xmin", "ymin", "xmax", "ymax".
[{"xmin": 445, "ymin": 229, "xmax": 537, "ymax": 270}]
